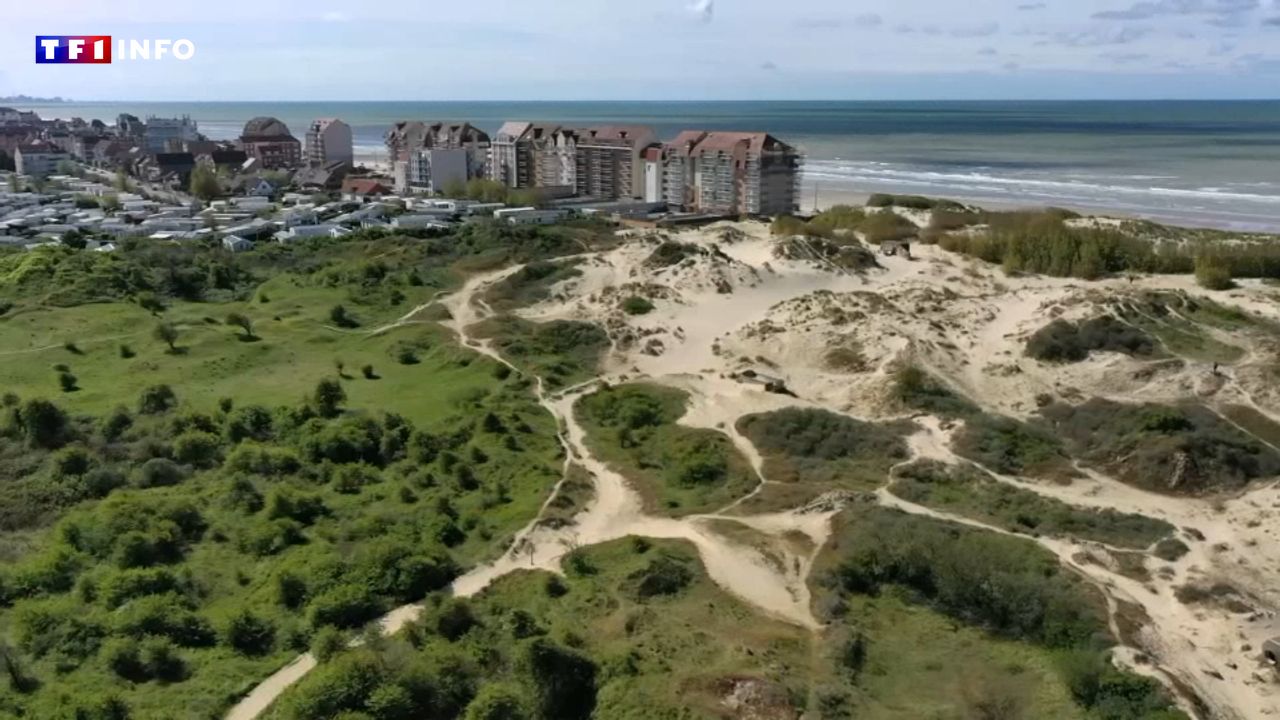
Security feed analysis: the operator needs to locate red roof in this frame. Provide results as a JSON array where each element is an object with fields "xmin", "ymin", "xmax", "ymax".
[{"xmin": 342, "ymin": 178, "xmax": 391, "ymax": 195}]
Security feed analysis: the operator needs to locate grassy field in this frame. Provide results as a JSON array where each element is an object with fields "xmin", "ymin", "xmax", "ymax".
[
  {"xmin": 0, "ymin": 228, "xmax": 604, "ymax": 720},
  {"xmin": 732, "ymin": 408, "xmax": 912, "ymax": 512},
  {"xmin": 575, "ymin": 384, "xmax": 758, "ymax": 516},
  {"xmin": 889, "ymin": 459, "xmax": 1176, "ymax": 549}
]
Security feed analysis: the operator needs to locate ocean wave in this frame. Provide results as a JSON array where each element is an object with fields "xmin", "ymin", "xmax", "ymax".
[{"xmin": 804, "ymin": 160, "xmax": 1280, "ymax": 205}]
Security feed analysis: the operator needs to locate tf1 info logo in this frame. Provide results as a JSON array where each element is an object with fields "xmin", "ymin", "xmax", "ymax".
[{"xmin": 35, "ymin": 36, "xmax": 196, "ymax": 64}]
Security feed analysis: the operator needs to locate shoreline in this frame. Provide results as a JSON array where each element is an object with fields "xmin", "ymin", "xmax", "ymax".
[
  {"xmin": 351, "ymin": 148, "xmax": 1276, "ymax": 235},
  {"xmin": 797, "ymin": 180, "xmax": 1280, "ymax": 234}
]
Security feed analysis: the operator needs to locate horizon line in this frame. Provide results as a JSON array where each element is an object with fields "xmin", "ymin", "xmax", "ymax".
[{"xmin": 13, "ymin": 97, "xmax": 1280, "ymax": 104}]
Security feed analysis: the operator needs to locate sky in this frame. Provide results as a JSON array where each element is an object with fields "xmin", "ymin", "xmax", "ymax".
[{"xmin": 2, "ymin": 0, "xmax": 1280, "ymax": 100}]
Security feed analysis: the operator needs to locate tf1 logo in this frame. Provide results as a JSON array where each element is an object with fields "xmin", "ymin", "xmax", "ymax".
[{"xmin": 35, "ymin": 36, "xmax": 196, "ymax": 63}]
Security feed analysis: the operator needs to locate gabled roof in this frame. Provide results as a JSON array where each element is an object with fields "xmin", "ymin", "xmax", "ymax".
[
  {"xmin": 241, "ymin": 117, "xmax": 295, "ymax": 141},
  {"xmin": 341, "ymin": 177, "xmax": 392, "ymax": 195}
]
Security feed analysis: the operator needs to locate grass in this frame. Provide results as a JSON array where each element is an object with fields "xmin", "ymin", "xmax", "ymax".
[
  {"xmin": 1039, "ymin": 399, "xmax": 1280, "ymax": 495},
  {"xmin": 575, "ymin": 384, "xmax": 757, "ymax": 516},
  {"xmin": 0, "ymin": 277, "xmax": 479, "ymax": 426},
  {"xmin": 889, "ymin": 459, "xmax": 1175, "ymax": 549},
  {"xmin": 481, "ymin": 258, "xmax": 583, "ymax": 313},
  {"xmin": 470, "ymin": 315, "xmax": 608, "ymax": 390},
  {"xmin": 1220, "ymin": 404, "xmax": 1280, "ymax": 448},
  {"xmin": 736, "ymin": 408, "xmax": 912, "ymax": 496},
  {"xmin": 951, "ymin": 412, "xmax": 1078, "ymax": 482},
  {"xmin": 1111, "ymin": 292, "xmax": 1251, "ymax": 365},
  {"xmin": 811, "ymin": 501, "xmax": 1185, "ymax": 719},
  {"xmin": 264, "ymin": 538, "xmax": 820, "ymax": 720}
]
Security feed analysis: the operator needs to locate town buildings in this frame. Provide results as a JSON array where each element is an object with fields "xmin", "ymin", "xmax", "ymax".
[
  {"xmin": 239, "ymin": 117, "xmax": 301, "ymax": 169},
  {"xmin": 573, "ymin": 125, "xmax": 656, "ymax": 201},
  {"xmin": 15, "ymin": 142, "xmax": 67, "ymax": 177},
  {"xmin": 143, "ymin": 116, "xmax": 199, "ymax": 153},
  {"xmin": 661, "ymin": 131, "xmax": 801, "ymax": 215},
  {"xmin": 306, "ymin": 118, "xmax": 353, "ymax": 166},
  {"xmin": 394, "ymin": 122, "xmax": 490, "ymax": 194}
]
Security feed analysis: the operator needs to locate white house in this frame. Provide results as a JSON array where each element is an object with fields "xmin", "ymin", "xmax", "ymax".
[
  {"xmin": 222, "ymin": 235, "xmax": 254, "ymax": 252},
  {"xmin": 276, "ymin": 224, "xmax": 349, "ymax": 242}
]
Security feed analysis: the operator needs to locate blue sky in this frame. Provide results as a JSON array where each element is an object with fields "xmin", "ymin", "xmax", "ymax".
[{"xmin": 3, "ymin": 0, "xmax": 1280, "ymax": 100}]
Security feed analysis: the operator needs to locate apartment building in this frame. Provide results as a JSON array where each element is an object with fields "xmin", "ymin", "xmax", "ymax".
[
  {"xmin": 15, "ymin": 142, "xmax": 68, "ymax": 178},
  {"xmin": 663, "ymin": 131, "xmax": 801, "ymax": 216},
  {"xmin": 403, "ymin": 122, "xmax": 491, "ymax": 194},
  {"xmin": 306, "ymin": 118, "xmax": 353, "ymax": 166},
  {"xmin": 239, "ymin": 117, "xmax": 301, "ymax": 169},
  {"xmin": 573, "ymin": 125, "xmax": 656, "ymax": 200},
  {"xmin": 143, "ymin": 116, "xmax": 199, "ymax": 153}
]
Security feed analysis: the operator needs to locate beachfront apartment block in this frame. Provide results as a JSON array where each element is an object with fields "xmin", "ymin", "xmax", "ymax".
[
  {"xmin": 306, "ymin": 118, "xmax": 353, "ymax": 166},
  {"xmin": 574, "ymin": 125, "xmax": 657, "ymax": 201},
  {"xmin": 239, "ymin": 117, "xmax": 302, "ymax": 169},
  {"xmin": 396, "ymin": 122, "xmax": 491, "ymax": 194},
  {"xmin": 488, "ymin": 123, "xmax": 656, "ymax": 201},
  {"xmin": 143, "ymin": 116, "xmax": 199, "ymax": 153},
  {"xmin": 15, "ymin": 142, "xmax": 68, "ymax": 178},
  {"xmin": 663, "ymin": 131, "xmax": 802, "ymax": 216}
]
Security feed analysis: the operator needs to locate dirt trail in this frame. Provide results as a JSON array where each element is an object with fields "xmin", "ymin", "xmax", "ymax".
[
  {"xmin": 227, "ymin": 223, "xmax": 1280, "ymax": 720},
  {"xmin": 224, "ymin": 261, "xmax": 834, "ymax": 720}
]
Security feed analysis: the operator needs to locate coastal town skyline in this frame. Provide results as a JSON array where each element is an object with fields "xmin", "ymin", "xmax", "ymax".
[{"xmin": 5, "ymin": 0, "xmax": 1280, "ymax": 101}]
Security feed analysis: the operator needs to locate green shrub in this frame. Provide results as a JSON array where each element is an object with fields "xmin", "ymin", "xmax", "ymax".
[
  {"xmin": 1026, "ymin": 317, "xmax": 1157, "ymax": 363},
  {"xmin": 1195, "ymin": 254, "xmax": 1234, "ymax": 290},
  {"xmin": 621, "ymin": 296, "xmax": 654, "ymax": 315},
  {"xmin": 223, "ymin": 610, "xmax": 275, "ymax": 656}
]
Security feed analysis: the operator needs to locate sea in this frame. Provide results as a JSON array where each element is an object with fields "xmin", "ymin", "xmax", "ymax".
[{"xmin": 14, "ymin": 100, "xmax": 1280, "ymax": 231}]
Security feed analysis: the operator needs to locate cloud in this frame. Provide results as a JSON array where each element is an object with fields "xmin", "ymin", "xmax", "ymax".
[
  {"xmin": 978, "ymin": 46, "xmax": 999, "ymax": 55},
  {"xmin": 1043, "ymin": 26, "xmax": 1152, "ymax": 45},
  {"xmin": 760, "ymin": 60, "xmax": 778, "ymax": 70},
  {"xmin": 951, "ymin": 22, "xmax": 1000, "ymax": 37},
  {"xmin": 1265, "ymin": 15, "xmax": 1280, "ymax": 23},
  {"xmin": 1093, "ymin": 0, "xmax": 1259, "ymax": 20},
  {"xmin": 1017, "ymin": 2, "xmax": 1047, "ymax": 9},
  {"xmin": 687, "ymin": 0, "xmax": 713, "ymax": 23},
  {"xmin": 1099, "ymin": 51, "xmax": 1152, "ymax": 61},
  {"xmin": 794, "ymin": 12, "xmax": 882, "ymax": 30},
  {"xmin": 320, "ymin": 10, "xmax": 349, "ymax": 22}
]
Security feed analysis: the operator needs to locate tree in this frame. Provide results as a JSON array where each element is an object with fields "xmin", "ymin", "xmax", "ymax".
[
  {"xmin": 114, "ymin": 169, "xmax": 132, "ymax": 192},
  {"xmin": 138, "ymin": 384, "xmax": 177, "ymax": 414},
  {"xmin": 223, "ymin": 610, "xmax": 275, "ymax": 656},
  {"xmin": 19, "ymin": 398, "xmax": 69, "ymax": 449},
  {"xmin": 464, "ymin": 685, "xmax": 529, "ymax": 720},
  {"xmin": 136, "ymin": 292, "xmax": 166, "ymax": 316},
  {"xmin": 7, "ymin": 174, "xmax": 20, "ymax": 193},
  {"xmin": 58, "ymin": 371, "xmax": 78, "ymax": 392},
  {"xmin": 314, "ymin": 378, "xmax": 347, "ymax": 418},
  {"xmin": 520, "ymin": 638, "xmax": 597, "ymax": 720},
  {"xmin": 329, "ymin": 304, "xmax": 358, "ymax": 328},
  {"xmin": 225, "ymin": 312, "xmax": 255, "ymax": 340},
  {"xmin": 153, "ymin": 322, "xmax": 180, "ymax": 353},
  {"xmin": 189, "ymin": 163, "xmax": 220, "ymax": 201},
  {"xmin": 99, "ymin": 193, "xmax": 121, "ymax": 212}
]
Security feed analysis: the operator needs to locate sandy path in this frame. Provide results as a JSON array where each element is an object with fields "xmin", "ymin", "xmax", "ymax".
[
  {"xmin": 224, "ymin": 262, "xmax": 836, "ymax": 720},
  {"xmin": 227, "ymin": 222, "xmax": 1280, "ymax": 720}
]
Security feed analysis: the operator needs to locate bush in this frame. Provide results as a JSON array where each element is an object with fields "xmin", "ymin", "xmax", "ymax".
[
  {"xmin": 308, "ymin": 584, "xmax": 380, "ymax": 629},
  {"xmin": 172, "ymin": 430, "xmax": 222, "ymax": 467},
  {"xmin": 1025, "ymin": 317, "xmax": 1157, "ymax": 363},
  {"xmin": 224, "ymin": 610, "xmax": 276, "ymax": 656},
  {"xmin": 893, "ymin": 365, "xmax": 979, "ymax": 418},
  {"xmin": 520, "ymin": 638, "xmax": 598, "ymax": 720},
  {"xmin": 18, "ymin": 398, "xmax": 69, "ymax": 449},
  {"xmin": 859, "ymin": 211, "xmax": 917, "ymax": 244},
  {"xmin": 133, "ymin": 458, "xmax": 186, "ymax": 488},
  {"xmin": 621, "ymin": 296, "xmax": 654, "ymax": 315},
  {"xmin": 310, "ymin": 626, "xmax": 346, "ymax": 663},
  {"xmin": 627, "ymin": 555, "xmax": 694, "ymax": 599},
  {"xmin": 58, "ymin": 371, "xmax": 78, "ymax": 392},
  {"xmin": 138, "ymin": 384, "xmax": 177, "ymax": 414},
  {"xmin": 1195, "ymin": 254, "xmax": 1234, "ymax": 290}
]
